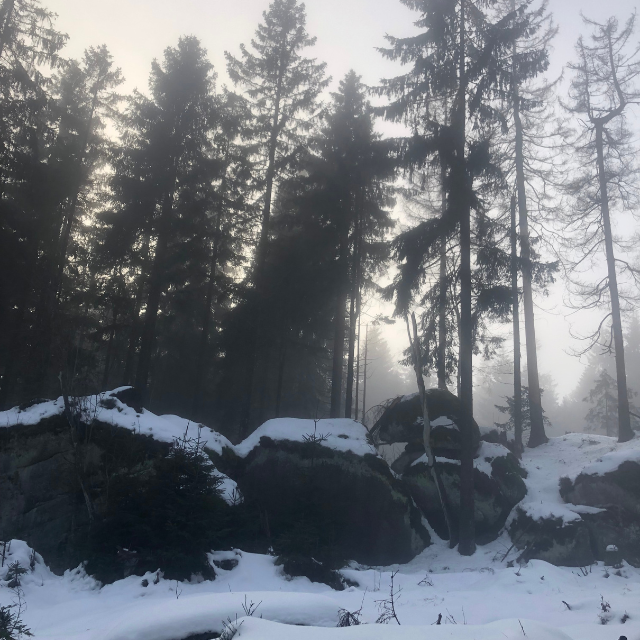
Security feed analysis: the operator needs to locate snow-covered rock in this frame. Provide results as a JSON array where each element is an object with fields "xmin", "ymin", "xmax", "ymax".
[
  {"xmin": 403, "ymin": 441, "xmax": 527, "ymax": 543},
  {"xmin": 224, "ymin": 433, "xmax": 431, "ymax": 567},
  {"xmin": 509, "ymin": 433, "xmax": 640, "ymax": 567},
  {"xmin": 370, "ymin": 389, "xmax": 481, "ymax": 459}
]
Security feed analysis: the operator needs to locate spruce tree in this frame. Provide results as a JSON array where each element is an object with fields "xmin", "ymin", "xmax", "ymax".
[
  {"xmin": 116, "ymin": 37, "xmax": 220, "ymax": 399},
  {"xmin": 225, "ymin": 0, "xmax": 328, "ymax": 430}
]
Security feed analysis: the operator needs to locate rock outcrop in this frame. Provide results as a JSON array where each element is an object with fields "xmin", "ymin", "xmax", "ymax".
[
  {"xmin": 0, "ymin": 408, "xmax": 168, "ymax": 572},
  {"xmin": 370, "ymin": 389, "xmax": 481, "ymax": 458},
  {"xmin": 216, "ymin": 432, "xmax": 431, "ymax": 567},
  {"xmin": 559, "ymin": 460, "xmax": 640, "ymax": 567},
  {"xmin": 403, "ymin": 442, "xmax": 527, "ymax": 543}
]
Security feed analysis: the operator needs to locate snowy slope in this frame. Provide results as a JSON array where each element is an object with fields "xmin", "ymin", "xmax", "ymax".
[{"xmin": 514, "ymin": 432, "xmax": 639, "ymax": 523}]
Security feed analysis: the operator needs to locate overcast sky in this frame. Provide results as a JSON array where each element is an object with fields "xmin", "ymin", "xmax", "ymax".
[{"xmin": 48, "ymin": 0, "xmax": 640, "ymax": 398}]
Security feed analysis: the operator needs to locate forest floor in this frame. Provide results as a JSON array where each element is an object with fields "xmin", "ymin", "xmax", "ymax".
[{"xmin": 1, "ymin": 531, "xmax": 638, "ymax": 640}]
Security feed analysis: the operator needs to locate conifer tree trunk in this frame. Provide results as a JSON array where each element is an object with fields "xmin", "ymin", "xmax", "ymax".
[
  {"xmin": 362, "ymin": 324, "xmax": 368, "ymax": 422},
  {"xmin": 510, "ymin": 194, "xmax": 523, "ymax": 453},
  {"xmin": 437, "ymin": 159, "xmax": 447, "ymax": 390},
  {"xmin": 595, "ymin": 124, "xmax": 633, "ymax": 442},
  {"xmin": 0, "ymin": 236, "xmax": 38, "ymax": 407},
  {"xmin": 134, "ymin": 192, "xmax": 173, "ymax": 399},
  {"xmin": 122, "ymin": 233, "xmax": 150, "ymax": 386},
  {"xmin": 455, "ymin": 0, "xmax": 476, "ymax": 557},
  {"xmin": 191, "ymin": 214, "xmax": 220, "ymax": 419},
  {"xmin": 355, "ymin": 307, "xmax": 361, "ymax": 420},
  {"xmin": 330, "ymin": 231, "xmax": 349, "ymax": 418},
  {"xmin": 101, "ymin": 304, "xmax": 118, "ymax": 390},
  {"xmin": 345, "ymin": 206, "xmax": 362, "ymax": 418},
  {"xmin": 274, "ymin": 330, "xmax": 288, "ymax": 418},
  {"xmin": 512, "ymin": 30, "xmax": 547, "ymax": 448}
]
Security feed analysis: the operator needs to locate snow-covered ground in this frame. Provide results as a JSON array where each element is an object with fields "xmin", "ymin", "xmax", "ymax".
[
  {"xmin": 2, "ymin": 391, "xmax": 640, "ymax": 639},
  {"xmin": 1, "ymin": 534, "xmax": 638, "ymax": 640}
]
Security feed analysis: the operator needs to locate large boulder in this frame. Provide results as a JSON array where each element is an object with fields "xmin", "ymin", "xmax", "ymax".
[
  {"xmin": 0, "ymin": 410, "xmax": 169, "ymax": 572},
  {"xmin": 370, "ymin": 389, "xmax": 481, "ymax": 458},
  {"xmin": 507, "ymin": 438, "xmax": 640, "ymax": 569},
  {"xmin": 507, "ymin": 509, "xmax": 595, "ymax": 567},
  {"xmin": 558, "ymin": 460, "xmax": 640, "ymax": 567},
  {"xmin": 403, "ymin": 442, "xmax": 527, "ymax": 543},
  {"xmin": 215, "ymin": 418, "xmax": 431, "ymax": 567}
]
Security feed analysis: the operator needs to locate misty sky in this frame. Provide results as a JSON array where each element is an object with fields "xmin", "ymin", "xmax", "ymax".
[{"xmin": 48, "ymin": 0, "xmax": 640, "ymax": 398}]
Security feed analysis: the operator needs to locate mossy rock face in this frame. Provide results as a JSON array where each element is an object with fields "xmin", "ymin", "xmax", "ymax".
[
  {"xmin": 403, "ymin": 448, "xmax": 526, "ymax": 544},
  {"xmin": 0, "ymin": 414, "xmax": 169, "ymax": 573},
  {"xmin": 370, "ymin": 389, "xmax": 481, "ymax": 458},
  {"xmin": 508, "ymin": 509, "xmax": 595, "ymax": 567},
  {"xmin": 234, "ymin": 438, "xmax": 430, "ymax": 566},
  {"xmin": 558, "ymin": 461, "xmax": 640, "ymax": 567}
]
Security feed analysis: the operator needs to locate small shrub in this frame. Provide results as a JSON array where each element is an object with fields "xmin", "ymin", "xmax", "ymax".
[{"xmin": 86, "ymin": 429, "xmax": 229, "ymax": 582}]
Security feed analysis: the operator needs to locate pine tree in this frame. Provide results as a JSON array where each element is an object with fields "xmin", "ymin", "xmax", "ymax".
[
  {"xmin": 225, "ymin": 0, "xmax": 328, "ymax": 430},
  {"xmin": 319, "ymin": 71, "xmax": 394, "ymax": 419},
  {"xmin": 563, "ymin": 14, "xmax": 640, "ymax": 443},
  {"xmin": 128, "ymin": 37, "xmax": 220, "ymax": 399},
  {"xmin": 495, "ymin": 385, "xmax": 552, "ymax": 437},
  {"xmin": 499, "ymin": 0, "xmax": 560, "ymax": 447},
  {"xmin": 584, "ymin": 369, "xmax": 639, "ymax": 436}
]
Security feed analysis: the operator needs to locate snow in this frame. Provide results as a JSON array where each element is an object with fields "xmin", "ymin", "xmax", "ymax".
[
  {"xmin": 431, "ymin": 415, "xmax": 458, "ymax": 428},
  {"xmin": 0, "ymin": 389, "xmax": 378, "ymax": 461},
  {"xmin": 0, "ymin": 388, "xmax": 234, "ymax": 455},
  {"xmin": 514, "ymin": 432, "xmax": 640, "ymax": 524},
  {"xmin": 233, "ymin": 417, "xmax": 377, "ymax": 458},
  {"xmin": 410, "ymin": 441, "xmax": 511, "ymax": 475},
  {"xmin": 2, "ymin": 535, "xmax": 639, "ymax": 640},
  {"xmin": 235, "ymin": 617, "xmax": 575, "ymax": 640}
]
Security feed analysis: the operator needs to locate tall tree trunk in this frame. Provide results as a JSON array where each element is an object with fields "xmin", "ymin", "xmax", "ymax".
[
  {"xmin": 122, "ymin": 233, "xmax": 150, "ymax": 386},
  {"xmin": 512, "ymin": 11, "xmax": 547, "ymax": 448},
  {"xmin": 437, "ymin": 158, "xmax": 447, "ymax": 390},
  {"xmin": 0, "ymin": 235, "xmax": 38, "ymax": 408},
  {"xmin": 330, "ymin": 210, "xmax": 350, "ymax": 418},
  {"xmin": 595, "ymin": 124, "xmax": 633, "ymax": 442},
  {"xmin": 510, "ymin": 194, "xmax": 523, "ymax": 454},
  {"xmin": 345, "ymin": 205, "xmax": 362, "ymax": 418},
  {"xmin": 274, "ymin": 330, "xmax": 288, "ymax": 418},
  {"xmin": 354, "ymin": 295, "xmax": 362, "ymax": 421},
  {"xmin": 191, "ymin": 214, "xmax": 220, "ymax": 419},
  {"xmin": 455, "ymin": 0, "xmax": 475, "ymax": 557},
  {"xmin": 362, "ymin": 324, "xmax": 368, "ymax": 424},
  {"xmin": 134, "ymin": 192, "xmax": 172, "ymax": 399},
  {"xmin": 101, "ymin": 304, "xmax": 118, "ymax": 390},
  {"xmin": 407, "ymin": 312, "xmax": 455, "ymax": 545},
  {"xmin": 330, "ymin": 284, "xmax": 348, "ymax": 418}
]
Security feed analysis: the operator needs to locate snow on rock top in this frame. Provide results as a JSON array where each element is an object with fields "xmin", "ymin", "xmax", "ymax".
[
  {"xmin": 515, "ymin": 432, "xmax": 640, "ymax": 524},
  {"xmin": 411, "ymin": 440, "xmax": 511, "ymax": 472},
  {"xmin": 234, "ymin": 417, "xmax": 377, "ymax": 458},
  {"xmin": 0, "ymin": 388, "xmax": 233, "ymax": 453},
  {"xmin": 0, "ymin": 389, "xmax": 378, "ymax": 464}
]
